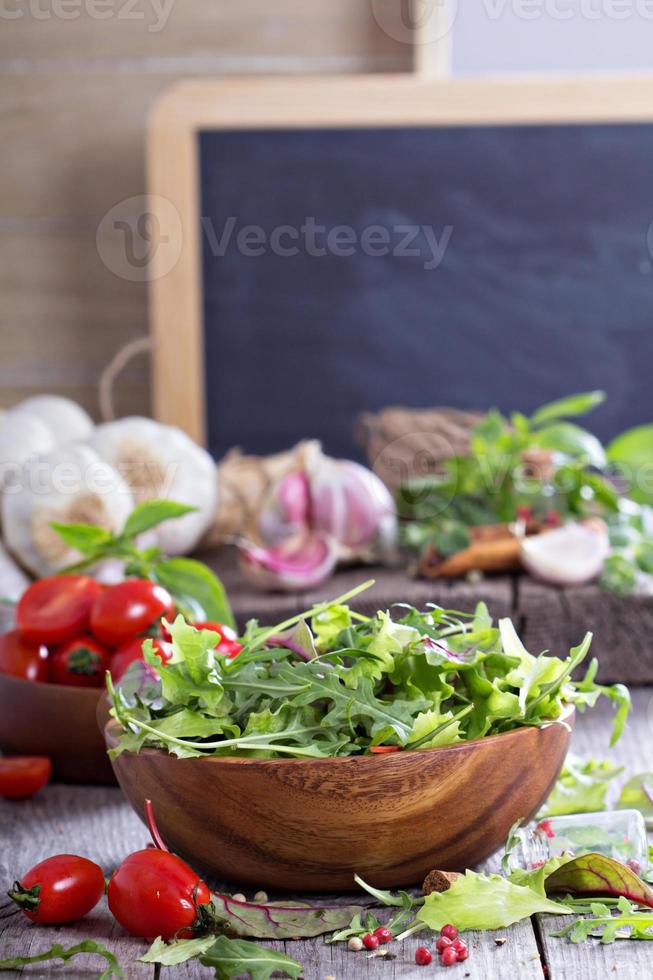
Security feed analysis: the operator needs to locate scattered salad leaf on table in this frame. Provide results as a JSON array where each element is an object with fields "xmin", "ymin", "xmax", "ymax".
[
  {"xmin": 0, "ymin": 940, "xmax": 123, "ymax": 979},
  {"xmin": 617, "ymin": 773, "xmax": 653, "ymax": 824},
  {"xmin": 544, "ymin": 853, "xmax": 653, "ymax": 908},
  {"xmin": 552, "ymin": 896, "xmax": 653, "ymax": 944},
  {"xmin": 539, "ymin": 755, "xmax": 624, "ymax": 817},
  {"xmin": 413, "ymin": 871, "xmax": 571, "ymax": 934},
  {"xmin": 200, "ymin": 936, "xmax": 302, "ymax": 980}
]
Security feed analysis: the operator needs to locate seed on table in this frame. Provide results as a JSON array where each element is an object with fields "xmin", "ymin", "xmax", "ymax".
[
  {"xmin": 254, "ymin": 890, "xmax": 268, "ymax": 903},
  {"xmin": 348, "ymin": 937, "xmax": 364, "ymax": 951},
  {"xmin": 231, "ymin": 893, "xmax": 246, "ymax": 902}
]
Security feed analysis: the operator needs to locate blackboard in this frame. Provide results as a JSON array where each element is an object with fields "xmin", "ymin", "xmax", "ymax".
[
  {"xmin": 148, "ymin": 77, "xmax": 653, "ymax": 458},
  {"xmin": 198, "ymin": 122, "xmax": 653, "ymax": 461}
]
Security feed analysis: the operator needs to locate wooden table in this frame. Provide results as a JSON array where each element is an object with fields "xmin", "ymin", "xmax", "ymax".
[{"xmin": 2, "ymin": 690, "xmax": 652, "ymax": 979}]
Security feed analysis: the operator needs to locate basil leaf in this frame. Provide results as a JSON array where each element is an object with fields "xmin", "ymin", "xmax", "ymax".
[
  {"xmin": 154, "ymin": 557, "xmax": 234, "ymax": 627},
  {"xmin": 200, "ymin": 936, "xmax": 303, "ymax": 980},
  {"xmin": 123, "ymin": 500, "xmax": 197, "ymax": 538},
  {"xmin": 49, "ymin": 522, "xmax": 113, "ymax": 554}
]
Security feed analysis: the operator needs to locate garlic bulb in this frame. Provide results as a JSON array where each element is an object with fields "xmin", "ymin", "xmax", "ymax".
[
  {"xmin": 0, "ymin": 538, "xmax": 29, "ymax": 599},
  {"xmin": 12, "ymin": 395, "xmax": 94, "ymax": 446},
  {"xmin": 258, "ymin": 469, "xmax": 311, "ymax": 546},
  {"xmin": 238, "ymin": 531, "xmax": 338, "ymax": 592},
  {"xmin": 0, "ymin": 410, "xmax": 55, "ymax": 490},
  {"xmin": 2, "ymin": 444, "xmax": 134, "ymax": 576},
  {"xmin": 519, "ymin": 522, "xmax": 611, "ymax": 587},
  {"xmin": 87, "ymin": 417, "xmax": 217, "ymax": 555},
  {"xmin": 306, "ymin": 445, "xmax": 397, "ymax": 561}
]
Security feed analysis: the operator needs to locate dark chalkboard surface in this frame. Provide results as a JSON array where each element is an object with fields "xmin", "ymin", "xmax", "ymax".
[{"xmin": 199, "ymin": 123, "xmax": 653, "ymax": 461}]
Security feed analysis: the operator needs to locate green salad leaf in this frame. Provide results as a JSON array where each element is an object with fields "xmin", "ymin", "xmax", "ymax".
[
  {"xmin": 617, "ymin": 773, "xmax": 653, "ymax": 823},
  {"xmin": 544, "ymin": 853, "xmax": 653, "ymax": 907},
  {"xmin": 0, "ymin": 941, "xmax": 123, "ymax": 979},
  {"xmin": 108, "ymin": 588, "xmax": 629, "ymax": 760},
  {"xmin": 552, "ymin": 896, "xmax": 653, "ymax": 943},
  {"xmin": 200, "ymin": 937, "xmax": 302, "ymax": 980},
  {"xmin": 539, "ymin": 755, "xmax": 624, "ymax": 817},
  {"xmin": 416, "ymin": 870, "xmax": 571, "ymax": 932}
]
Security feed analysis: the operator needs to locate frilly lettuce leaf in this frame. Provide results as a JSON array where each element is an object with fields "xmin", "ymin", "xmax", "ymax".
[{"xmin": 417, "ymin": 870, "xmax": 571, "ymax": 932}]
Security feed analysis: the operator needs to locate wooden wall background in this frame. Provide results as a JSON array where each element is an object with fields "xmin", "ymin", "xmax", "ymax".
[{"xmin": 0, "ymin": 0, "xmax": 412, "ymax": 421}]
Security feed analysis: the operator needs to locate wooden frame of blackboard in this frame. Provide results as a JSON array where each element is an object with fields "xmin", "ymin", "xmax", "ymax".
[{"xmin": 147, "ymin": 73, "xmax": 653, "ymax": 447}]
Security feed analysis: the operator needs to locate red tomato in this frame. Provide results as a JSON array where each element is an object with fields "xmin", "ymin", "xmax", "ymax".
[
  {"xmin": 17, "ymin": 575, "xmax": 102, "ymax": 645},
  {"xmin": 9, "ymin": 854, "xmax": 105, "ymax": 923},
  {"xmin": 0, "ymin": 630, "xmax": 49, "ymax": 682},
  {"xmin": 0, "ymin": 756, "xmax": 51, "ymax": 799},
  {"xmin": 369, "ymin": 745, "xmax": 402, "ymax": 754},
  {"xmin": 49, "ymin": 636, "xmax": 110, "ymax": 688},
  {"xmin": 110, "ymin": 637, "xmax": 173, "ymax": 683},
  {"xmin": 108, "ymin": 849, "xmax": 211, "ymax": 940},
  {"xmin": 90, "ymin": 580, "xmax": 174, "ymax": 648},
  {"xmin": 195, "ymin": 621, "xmax": 243, "ymax": 659}
]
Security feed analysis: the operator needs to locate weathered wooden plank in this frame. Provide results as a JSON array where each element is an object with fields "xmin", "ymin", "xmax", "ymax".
[
  {"xmin": 519, "ymin": 577, "xmax": 653, "ymax": 684},
  {"xmin": 201, "ymin": 546, "xmax": 515, "ymax": 628},
  {"xmin": 0, "ymin": 224, "xmax": 150, "ymax": 415}
]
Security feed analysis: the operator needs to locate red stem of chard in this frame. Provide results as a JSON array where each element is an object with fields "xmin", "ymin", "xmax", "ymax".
[{"xmin": 144, "ymin": 798, "xmax": 169, "ymax": 852}]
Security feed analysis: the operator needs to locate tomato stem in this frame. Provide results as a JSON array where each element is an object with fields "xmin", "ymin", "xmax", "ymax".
[{"xmin": 144, "ymin": 799, "xmax": 169, "ymax": 852}]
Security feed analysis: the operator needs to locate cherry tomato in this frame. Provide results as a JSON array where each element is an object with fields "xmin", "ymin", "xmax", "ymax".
[
  {"xmin": 90, "ymin": 580, "xmax": 174, "ymax": 648},
  {"xmin": 0, "ymin": 757, "xmax": 51, "ymax": 799},
  {"xmin": 17, "ymin": 576, "xmax": 102, "ymax": 645},
  {"xmin": 195, "ymin": 621, "xmax": 243, "ymax": 659},
  {"xmin": 0, "ymin": 630, "xmax": 49, "ymax": 682},
  {"xmin": 110, "ymin": 637, "xmax": 173, "ymax": 683},
  {"xmin": 108, "ymin": 848, "xmax": 211, "ymax": 940},
  {"xmin": 9, "ymin": 854, "xmax": 105, "ymax": 922},
  {"xmin": 49, "ymin": 635, "xmax": 110, "ymax": 688}
]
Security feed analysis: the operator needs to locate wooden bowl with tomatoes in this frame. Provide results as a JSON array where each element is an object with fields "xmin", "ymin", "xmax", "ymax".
[{"xmin": 0, "ymin": 573, "xmax": 178, "ymax": 784}]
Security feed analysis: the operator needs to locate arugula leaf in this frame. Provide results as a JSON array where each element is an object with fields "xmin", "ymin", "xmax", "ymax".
[
  {"xmin": 200, "ymin": 936, "xmax": 302, "ymax": 980},
  {"xmin": 552, "ymin": 896, "xmax": 653, "ymax": 944},
  {"xmin": 416, "ymin": 870, "xmax": 571, "ymax": 932},
  {"xmin": 0, "ymin": 941, "xmax": 123, "ymax": 979}
]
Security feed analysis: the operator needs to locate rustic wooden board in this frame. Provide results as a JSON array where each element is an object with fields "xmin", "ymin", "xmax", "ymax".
[
  {"xmin": 518, "ymin": 577, "xmax": 653, "ymax": 684},
  {"xmin": 1, "ymin": 691, "xmax": 651, "ymax": 978}
]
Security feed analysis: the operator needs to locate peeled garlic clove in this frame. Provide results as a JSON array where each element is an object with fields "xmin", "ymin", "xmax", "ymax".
[
  {"xmin": 238, "ymin": 531, "xmax": 338, "ymax": 592},
  {"xmin": 306, "ymin": 446, "xmax": 397, "ymax": 560},
  {"xmin": 1, "ymin": 444, "xmax": 134, "ymax": 577},
  {"xmin": 12, "ymin": 395, "xmax": 94, "ymax": 446},
  {"xmin": 520, "ymin": 522, "xmax": 610, "ymax": 587},
  {"xmin": 258, "ymin": 469, "xmax": 311, "ymax": 546},
  {"xmin": 0, "ymin": 411, "xmax": 55, "ymax": 490},
  {"xmin": 87, "ymin": 417, "xmax": 217, "ymax": 555}
]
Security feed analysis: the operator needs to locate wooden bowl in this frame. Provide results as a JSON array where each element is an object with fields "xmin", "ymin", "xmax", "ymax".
[
  {"xmin": 0, "ymin": 673, "xmax": 115, "ymax": 784},
  {"xmin": 105, "ymin": 710, "xmax": 573, "ymax": 890}
]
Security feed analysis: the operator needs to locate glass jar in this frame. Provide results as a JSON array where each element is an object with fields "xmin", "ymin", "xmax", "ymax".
[{"xmin": 509, "ymin": 809, "xmax": 649, "ymax": 876}]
